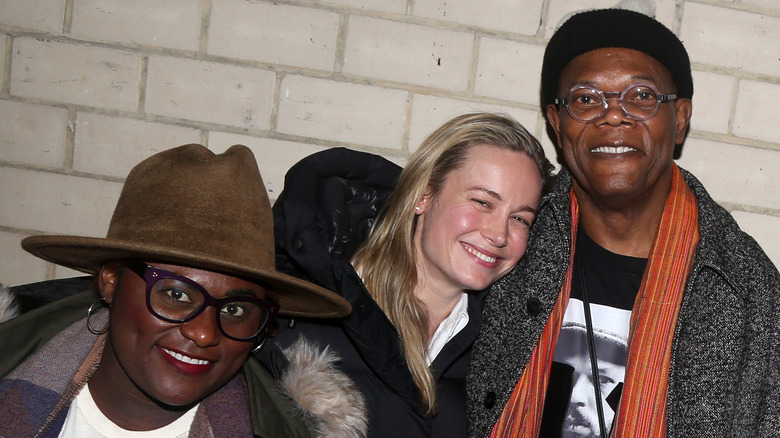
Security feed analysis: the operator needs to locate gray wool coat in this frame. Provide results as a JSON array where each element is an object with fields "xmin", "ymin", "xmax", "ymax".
[{"xmin": 466, "ymin": 168, "xmax": 780, "ymax": 438}]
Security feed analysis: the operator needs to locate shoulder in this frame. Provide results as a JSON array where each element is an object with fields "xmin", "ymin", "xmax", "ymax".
[
  {"xmin": 682, "ymin": 169, "xmax": 779, "ymax": 298},
  {"xmin": 0, "ymin": 290, "xmax": 95, "ymax": 379}
]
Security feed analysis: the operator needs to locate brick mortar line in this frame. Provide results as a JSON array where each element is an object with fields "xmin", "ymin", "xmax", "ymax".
[
  {"xmin": 0, "ymin": 224, "xmax": 70, "ymax": 238},
  {"xmin": 720, "ymin": 203, "xmax": 780, "ymax": 218},
  {"xmin": 402, "ymin": 92, "xmax": 414, "ymax": 153},
  {"xmin": 685, "ymin": 0, "xmax": 780, "ymax": 18},
  {"xmin": 64, "ymin": 108, "xmax": 75, "ymax": 171},
  {"xmin": 253, "ymin": 0, "xmax": 549, "ymax": 42},
  {"xmin": 686, "ymin": 130, "xmax": 780, "ymax": 153},
  {"xmin": 333, "ymin": 12, "xmax": 348, "ymax": 73},
  {"xmin": 466, "ymin": 33, "xmax": 479, "ymax": 95},
  {"xmin": 0, "ymin": 123, "xmax": 412, "ymax": 168},
  {"xmin": 0, "ymin": 160, "xmax": 126, "ymax": 183},
  {"xmin": 691, "ymin": 62, "xmax": 780, "ymax": 86},
  {"xmin": 62, "ymin": 0, "xmax": 73, "ymax": 34},
  {"xmin": 269, "ymin": 72, "xmax": 283, "ymax": 131},
  {"xmin": 200, "ymin": 0, "xmax": 212, "ymax": 55},
  {"xmin": 1, "ymin": 34, "xmax": 10, "ymax": 94}
]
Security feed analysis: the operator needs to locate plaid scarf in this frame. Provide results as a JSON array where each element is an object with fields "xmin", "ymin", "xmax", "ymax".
[
  {"xmin": 492, "ymin": 165, "xmax": 699, "ymax": 437},
  {"xmin": 0, "ymin": 316, "xmax": 255, "ymax": 438}
]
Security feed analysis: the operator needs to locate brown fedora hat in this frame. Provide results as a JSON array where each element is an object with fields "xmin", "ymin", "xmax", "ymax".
[{"xmin": 22, "ymin": 144, "xmax": 351, "ymax": 318}]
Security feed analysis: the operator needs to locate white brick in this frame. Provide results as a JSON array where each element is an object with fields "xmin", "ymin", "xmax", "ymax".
[
  {"xmin": 474, "ymin": 38, "xmax": 545, "ymax": 106},
  {"xmin": 0, "ymin": 167, "xmax": 121, "ymax": 236},
  {"xmin": 0, "ymin": 0, "xmax": 65, "ymax": 34},
  {"xmin": 741, "ymin": 0, "xmax": 778, "ymax": 11},
  {"xmin": 71, "ymin": 0, "xmax": 201, "ymax": 51},
  {"xmin": 52, "ymin": 265, "xmax": 86, "ymax": 280},
  {"xmin": 733, "ymin": 80, "xmax": 780, "ymax": 144},
  {"xmin": 209, "ymin": 132, "xmax": 330, "ymax": 200},
  {"xmin": 689, "ymin": 71, "xmax": 734, "ymax": 135},
  {"xmin": 10, "ymin": 37, "xmax": 141, "ymax": 112},
  {"xmin": 0, "ymin": 230, "xmax": 48, "ymax": 286},
  {"xmin": 1, "ymin": 228, "xmax": 94, "ymax": 284},
  {"xmin": 326, "ymin": 0, "xmax": 406, "ymax": 13},
  {"xmin": 676, "ymin": 139, "xmax": 779, "ymax": 210},
  {"xmin": 277, "ymin": 75, "xmax": 407, "ymax": 149},
  {"xmin": 0, "ymin": 100, "xmax": 68, "ymax": 168},
  {"xmin": 408, "ymin": 94, "xmax": 549, "ymax": 158},
  {"xmin": 680, "ymin": 3, "xmax": 780, "ymax": 77},
  {"xmin": 73, "ymin": 112, "xmax": 202, "ymax": 178},
  {"xmin": 414, "ymin": 0, "xmax": 543, "ymax": 35},
  {"xmin": 209, "ymin": 1, "xmax": 339, "ymax": 71},
  {"xmin": 343, "ymin": 16, "xmax": 474, "ymax": 91},
  {"xmin": 145, "ymin": 55, "xmax": 276, "ymax": 129},
  {"xmin": 545, "ymin": 0, "xmax": 622, "ymax": 37},
  {"xmin": 654, "ymin": 0, "xmax": 678, "ymax": 28},
  {"xmin": 731, "ymin": 211, "xmax": 780, "ymax": 270}
]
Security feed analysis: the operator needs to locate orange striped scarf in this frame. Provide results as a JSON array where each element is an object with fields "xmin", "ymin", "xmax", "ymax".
[{"xmin": 491, "ymin": 165, "xmax": 699, "ymax": 437}]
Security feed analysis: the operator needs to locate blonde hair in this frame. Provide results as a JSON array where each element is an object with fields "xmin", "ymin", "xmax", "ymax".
[{"xmin": 352, "ymin": 112, "xmax": 552, "ymax": 413}]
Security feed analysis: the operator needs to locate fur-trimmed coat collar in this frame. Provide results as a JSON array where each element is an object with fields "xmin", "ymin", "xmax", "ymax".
[
  {"xmin": 280, "ymin": 337, "xmax": 368, "ymax": 437},
  {"xmin": 0, "ymin": 284, "xmax": 19, "ymax": 323}
]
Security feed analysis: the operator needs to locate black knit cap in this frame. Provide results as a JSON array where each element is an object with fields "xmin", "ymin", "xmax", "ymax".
[{"xmin": 541, "ymin": 8, "xmax": 693, "ymax": 106}]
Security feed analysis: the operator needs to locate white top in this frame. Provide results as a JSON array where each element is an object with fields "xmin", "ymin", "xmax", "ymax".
[
  {"xmin": 425, "ymin": 292, "xmax": 470, "ymax": 365},
  {"xmin": 58, "ymin": 383, "xmax": 198, "ymax": 438}
]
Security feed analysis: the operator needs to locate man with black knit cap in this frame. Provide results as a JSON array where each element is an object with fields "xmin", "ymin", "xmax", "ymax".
[{"xmin": 466, "ymin": 8, "xmax": 780, "ymax": 438}]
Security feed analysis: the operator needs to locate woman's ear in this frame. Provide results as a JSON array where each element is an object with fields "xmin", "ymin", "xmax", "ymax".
[
  {"xmin": 416, "ymin": 188, "xmax": 433, "ymax": 215},
  {"xmin": 97, "ymin": 262, "xmax": 121, "ymax": 304}
]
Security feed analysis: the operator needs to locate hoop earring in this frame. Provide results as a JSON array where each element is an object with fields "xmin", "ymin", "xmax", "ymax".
[
  {"xmin": 87, "ymin": 298, "xmax": 111, "ymax": 335},
  {"xmin": 251, "ymin": 333, "xmax": 269, "ymax": 354}
]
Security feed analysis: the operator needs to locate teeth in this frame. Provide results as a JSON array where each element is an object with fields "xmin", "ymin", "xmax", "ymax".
[
  {"xmin": 465, "ymin": 245, "xmax": 497, "ymax": 263},
  {"xmin": 161, "ymin": 347, "xmax": 211, "ymax": 366},
  {"xmin": 591, "ymin": 146, "xmax": 635, "ymax": 154}
]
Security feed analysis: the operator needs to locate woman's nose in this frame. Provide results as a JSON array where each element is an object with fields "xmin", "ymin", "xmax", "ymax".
[
  {"xmin": 482, "ymin": 216, "xmax": 508, "ymax": 247},
  {"xmin": 180, "ymin": 306, "xmax": 221, "ymax": 348}
]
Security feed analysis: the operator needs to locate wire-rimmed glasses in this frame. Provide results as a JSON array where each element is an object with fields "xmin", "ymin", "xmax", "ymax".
[{"xmin": 555, "ymin": 83, "xmax": 677, "ymax": 123}]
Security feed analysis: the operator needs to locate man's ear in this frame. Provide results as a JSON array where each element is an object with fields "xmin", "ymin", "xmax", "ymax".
[
  {"xmin": 546, "ymin": 104, "xmax": 562, "ymax": 150},
  {"xmin": 97, "ymin": 262, "xmax": 121, "ymax": 304},
  {"xmin": 674, "ymin": 98, "xmax": 693, "ymax": 144}
]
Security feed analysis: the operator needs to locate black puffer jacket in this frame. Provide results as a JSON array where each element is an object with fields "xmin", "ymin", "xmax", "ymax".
[{"xmin": 259, "ymin": 147, "xmax": 487, "ymax": 437}]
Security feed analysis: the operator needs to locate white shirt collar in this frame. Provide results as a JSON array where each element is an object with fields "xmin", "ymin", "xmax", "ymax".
[{"xmin": 425, "ymin": 292, "xmax": 470, "ymax": 365}]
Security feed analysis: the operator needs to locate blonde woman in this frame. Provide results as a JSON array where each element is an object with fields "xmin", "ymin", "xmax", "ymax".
[{"xmin": 263, "ymin": 113, "xmax": 553, "ymax": 437}]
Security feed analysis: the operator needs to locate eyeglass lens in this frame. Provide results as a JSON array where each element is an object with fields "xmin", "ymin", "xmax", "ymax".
[
  {"xmin": 149, "ymin": 277, "xmax": 269, "ymax": 340},
  {"xmin": 567, "ymin": 85, "xmax": 668, "ymax": 122}
]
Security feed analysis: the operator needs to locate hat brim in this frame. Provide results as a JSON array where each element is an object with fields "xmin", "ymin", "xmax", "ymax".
[{"xmin": 22, "ymin": 235, "xmax": 351, "ymax": 319}]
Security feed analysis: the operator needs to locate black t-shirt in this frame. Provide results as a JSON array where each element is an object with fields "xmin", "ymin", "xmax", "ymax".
[{"xmin": 540, "ymin": 228, "xmax": 647, "ymax": 438}]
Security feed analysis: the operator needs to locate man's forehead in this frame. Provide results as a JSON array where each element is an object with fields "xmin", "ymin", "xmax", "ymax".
[{"xmin": 559, "ymin": 47, "xmax": 676, "ymax": 90}]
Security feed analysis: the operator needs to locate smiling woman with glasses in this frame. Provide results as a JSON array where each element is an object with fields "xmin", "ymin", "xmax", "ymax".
[{"xmin": 0, "ymin": 144, "xmax": 357, "ymax": 438}]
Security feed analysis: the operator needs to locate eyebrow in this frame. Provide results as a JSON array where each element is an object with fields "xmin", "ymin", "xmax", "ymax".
[
  {"xmin": 470, "ymin": 186, "xmax": 502, "ymax": 201},
  {"xmin": 468, "ymin": 186, "xmax": 538, "ymax": 214},
  {"xmin": 224, "ymin": 288, "xmax": 260, "ymax": 298},
  {"xmin": 573, "ymin": 75, "xmax": 659, "ymax": 89}
]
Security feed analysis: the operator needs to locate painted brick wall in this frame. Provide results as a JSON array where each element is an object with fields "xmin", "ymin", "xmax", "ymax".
[{"xmin": 1, "ymin": 0, "xmax": 778, "ymax": 285}]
